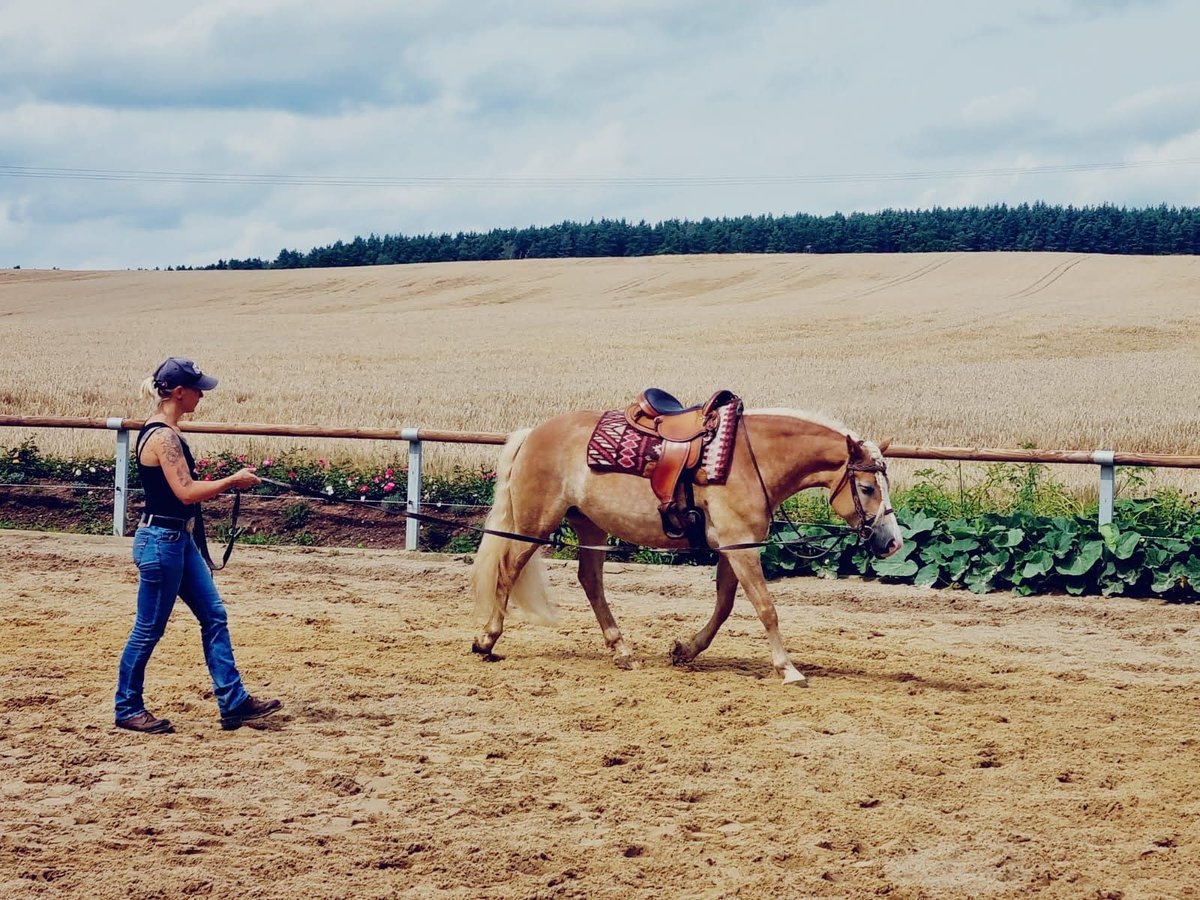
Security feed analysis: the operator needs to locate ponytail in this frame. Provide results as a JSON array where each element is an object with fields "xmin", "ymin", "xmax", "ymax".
[{"xmin": 139, "ymin": 376, "xmax": 169, "ymax": 404}]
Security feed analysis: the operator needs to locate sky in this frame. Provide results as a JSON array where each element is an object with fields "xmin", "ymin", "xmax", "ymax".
[{"xmin": 2, "ymin": 0, "xmax": 1199, "ymax": 270}]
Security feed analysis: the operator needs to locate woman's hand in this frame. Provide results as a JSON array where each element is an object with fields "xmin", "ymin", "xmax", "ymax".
[{"xmin": 229, "ymin": 467, "xmax": 261, "ymax": 490}]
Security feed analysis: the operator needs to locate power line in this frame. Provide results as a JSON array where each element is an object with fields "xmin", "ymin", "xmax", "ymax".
[{"xmin": 2, "ymin": 158, "xmax": 1199, "ymax": 189}]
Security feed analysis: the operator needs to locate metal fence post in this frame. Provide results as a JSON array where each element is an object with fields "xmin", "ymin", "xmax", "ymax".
[
  {"xmin": 1094, "ymin": 450, "xmax": 1115, "ymax": 526},
  {"xmin": 402, "ymin": 428, "xmax": 422, "ymax": 551},
  {"xmin": 107, "ymin": 418, "xmax": 129, "ymax": 536}
]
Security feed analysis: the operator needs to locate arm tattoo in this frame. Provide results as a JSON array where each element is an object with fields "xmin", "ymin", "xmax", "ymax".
[{"xmin": 158, "ymin": 431, "xmax": 194, "ymax": 486}]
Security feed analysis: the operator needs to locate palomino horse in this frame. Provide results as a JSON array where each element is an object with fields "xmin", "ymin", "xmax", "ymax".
[{"xmin": 469, "ymin": 408, "xmax": 903, "ymax": 685}]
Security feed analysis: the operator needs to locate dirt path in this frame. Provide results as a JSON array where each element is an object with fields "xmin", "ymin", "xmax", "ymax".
[{"xmin": 1, "ymin": 530, "xmax": 1198, "ymax": 898}]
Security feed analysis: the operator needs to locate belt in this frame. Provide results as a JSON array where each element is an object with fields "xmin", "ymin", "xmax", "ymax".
[{"xmin": 140, "ymin": 514, "xmax": 195, "ymax": 534}]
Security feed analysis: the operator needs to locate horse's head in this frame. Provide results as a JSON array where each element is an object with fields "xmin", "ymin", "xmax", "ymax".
[{"xmin": 828, "ymin": 435, "xmax": 903, "ymax": 558}]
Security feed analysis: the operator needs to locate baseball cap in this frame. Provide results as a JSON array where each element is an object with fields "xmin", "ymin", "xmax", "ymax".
[{"xmin": 153, "ymin": 357, "xmax": 219, "ymax": 391}]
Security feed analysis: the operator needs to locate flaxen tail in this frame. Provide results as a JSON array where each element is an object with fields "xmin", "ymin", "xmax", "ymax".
[{"xmin": 469, "ymin": 428, "xmax": 558, "ymax": 627}]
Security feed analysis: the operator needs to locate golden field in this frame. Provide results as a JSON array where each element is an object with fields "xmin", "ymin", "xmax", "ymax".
[{"xmin": 1, "ymin": 252, "xmax": 1198, "ymax": 489}]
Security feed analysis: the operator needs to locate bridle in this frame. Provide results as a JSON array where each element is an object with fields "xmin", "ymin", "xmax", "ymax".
[{"xmin": 828, "ymin": 454, "xmax": 893, "ymax": 541}]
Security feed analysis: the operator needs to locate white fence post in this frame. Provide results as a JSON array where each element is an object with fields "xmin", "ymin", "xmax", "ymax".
[
  {"xmin": 107, "ymin": 418, "xmax": 129, "ymax": 536},
  {"xmin": 1094, "ymin": 450, "xmax": 1115, "ymax": 526},
  {"xmin": 402, "ymin": 428, "xmax": 422, "ymax": 551}
]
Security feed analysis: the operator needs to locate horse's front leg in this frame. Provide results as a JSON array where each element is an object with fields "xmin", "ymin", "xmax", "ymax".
[
  {"xmin": 671, "ymin": 555, "xmax": 737, "ymax": 665},
  {"xmin": 569, "ymin": 512, "xmax": 639, "ymax": 670},
  {"xmin": 720, "ymin": 549, "xmax": 807, "ymax": 686}
]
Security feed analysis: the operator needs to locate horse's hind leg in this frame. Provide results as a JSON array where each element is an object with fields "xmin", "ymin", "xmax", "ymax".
[
  {"xmin": 568, "ymin": 511, "xmax": 639, "ymax": 670},
  {"xmin": 671, "ymin": 555, "xmax": 737, "ymax": 666},
  {"xmin": 471, "ymin": 540, "xmax": 540, "ymax": 660}
]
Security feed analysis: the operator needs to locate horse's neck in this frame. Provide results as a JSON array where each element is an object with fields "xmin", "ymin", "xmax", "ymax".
[{"xmin": 744, "ymin": 414, "xmax": 845, "ymax": 507}]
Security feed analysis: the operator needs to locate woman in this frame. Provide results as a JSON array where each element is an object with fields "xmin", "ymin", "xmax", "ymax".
[{"xmin": 114, "ymin": 357, "xmax": 282, "ymax": 734}]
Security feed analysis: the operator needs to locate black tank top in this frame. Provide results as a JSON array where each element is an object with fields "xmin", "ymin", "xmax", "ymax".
[{"xmin": 136, "ymin": 422, "xmax": 199, "ymax": 520}]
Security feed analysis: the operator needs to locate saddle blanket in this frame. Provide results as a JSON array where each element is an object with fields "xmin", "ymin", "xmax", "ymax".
[{"xmin": 586, "ymin": 401, "xmax": 740, "ymax": 483}]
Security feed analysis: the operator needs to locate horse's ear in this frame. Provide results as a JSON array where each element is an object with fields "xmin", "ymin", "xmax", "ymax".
[
  {"xmin": 846, "ymin": 434, "xmax": 862, "ymax": 458},
  {"xmin": 878, "ymin": 438, "xmax": 892, "ymax": 454}
]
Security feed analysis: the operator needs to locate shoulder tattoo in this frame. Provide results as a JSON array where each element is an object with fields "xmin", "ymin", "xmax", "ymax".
[{"xmin": 157, "ymin": 430, "xmax": 192, "ymax": 481}]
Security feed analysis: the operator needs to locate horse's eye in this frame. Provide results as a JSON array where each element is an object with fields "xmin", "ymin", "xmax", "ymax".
[{"xmin": 861, "ymin": 484, "xmax": 876, "ymax": 497}]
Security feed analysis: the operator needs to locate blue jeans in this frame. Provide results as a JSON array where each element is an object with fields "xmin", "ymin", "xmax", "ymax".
[{"xmin": 115, "ymin": 525, "xmax": 250, "ymax": 720}]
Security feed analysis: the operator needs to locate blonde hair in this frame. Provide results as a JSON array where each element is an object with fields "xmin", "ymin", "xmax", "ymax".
[{"xmin": 139, "ymin": 376, "xmax": 171, "ymax": 405}]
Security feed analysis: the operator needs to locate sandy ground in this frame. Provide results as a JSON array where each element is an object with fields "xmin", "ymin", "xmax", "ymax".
[{"xmin": 2, "ymin": 530, "xmax": 1199, "ymax": 899}]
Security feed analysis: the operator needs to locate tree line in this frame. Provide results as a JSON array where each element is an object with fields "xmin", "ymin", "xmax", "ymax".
[{"xmin": 182, "ymin": 203, "xmax": 1200, "ymax": 270}]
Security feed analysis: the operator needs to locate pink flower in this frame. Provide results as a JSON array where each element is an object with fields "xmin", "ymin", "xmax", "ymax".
[
  {"xmin": 384, "ymin": 482, "xmax": 395, "ymax": 492},
  {"xmin": 318, "ymin": 459, "xmax": 328, "ymax": 468},
  {"xmin": 385, "ymin": 468, "xmax": 394, "ymax": 477},
  {"xmin": 262, "ymin": 457, "xmax": 274, "ymax": 466},
  {"xmin": 359, "ymin": 485, "xmax": 369, "ymax": 494}
]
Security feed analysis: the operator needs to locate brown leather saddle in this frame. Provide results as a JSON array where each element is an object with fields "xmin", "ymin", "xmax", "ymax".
[{"xmin": 624, "ymin": 388, "xmax": 740, "ymax": 546}]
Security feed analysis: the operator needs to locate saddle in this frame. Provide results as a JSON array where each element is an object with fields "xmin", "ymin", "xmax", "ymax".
[{"xmin": 624, "ymin": 388, "xmax": 741, "ymax": 545}]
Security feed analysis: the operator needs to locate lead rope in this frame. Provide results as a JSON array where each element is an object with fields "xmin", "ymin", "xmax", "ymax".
[
  {"xmin": 744, "ymin": 426, "xmax": 864, "ymax": 560},
  {"xmin": 194, "ymin": 490, "xmax": 242, "ymax": 572},
  {"xmin": 254, "ymin": 475, "xmax": 850, "ymax": 556}
]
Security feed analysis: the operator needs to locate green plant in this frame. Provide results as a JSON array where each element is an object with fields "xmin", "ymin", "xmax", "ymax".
[
  {"xmin": 74, "ymin": 488, "xmax": 110, "ymax": 535},
  {"xmin": 446, "ymin": 534, "xmax": 481, "ymax": 554},
  {"xmin": 761, "ymin": 504, "xmax": 1200, "ymax": 600},
  {"xmin": 1, "ymin": 437, "xmax": 117, "ymax": 486},
  {"xmin": 280, "ymin": 501, "xmax": 313, "ymax": 530},
  {"xmin": 423, "ymin": 466, "xmax": 496, "ymax": 506}
]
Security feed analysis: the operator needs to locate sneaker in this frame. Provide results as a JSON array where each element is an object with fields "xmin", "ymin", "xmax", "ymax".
[
  {"xmin": 115, "ymin": 710, "xmax": 174, "ymax": 734},
  {"xmin": 220, "ymin": 695, "xmax": 282, "ymax": 731}
]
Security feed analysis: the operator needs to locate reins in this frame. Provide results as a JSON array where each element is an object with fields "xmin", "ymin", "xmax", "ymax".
[{"xmin": 253, "ymin": 474, "xmax": 860, "ymax": 559}]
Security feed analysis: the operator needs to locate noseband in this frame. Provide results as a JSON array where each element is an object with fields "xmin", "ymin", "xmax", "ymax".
[{"xmin": 829, "ymin": 456, "xmax": 893, "ymax": 540}]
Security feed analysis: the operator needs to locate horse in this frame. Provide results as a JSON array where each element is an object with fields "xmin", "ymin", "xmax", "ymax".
[{"xmin": 468, "ymin": 406, "xmax": 903, "ymax": 686}]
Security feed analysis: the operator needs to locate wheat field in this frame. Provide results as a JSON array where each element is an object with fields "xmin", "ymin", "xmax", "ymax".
[{"xmin": 2, "ymin": 252, "xmax": 1198, "ymax": 490}]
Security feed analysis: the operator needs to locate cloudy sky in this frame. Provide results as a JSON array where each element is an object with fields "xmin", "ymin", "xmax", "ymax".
[{"xmin": 2, "ymin": 0, "xmax": 1199, "ymax": 270}]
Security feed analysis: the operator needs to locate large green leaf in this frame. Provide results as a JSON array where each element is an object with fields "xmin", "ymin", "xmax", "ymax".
[
  {"xmin": 1056, "ymin": 540, "xmax": 1104, "ymax": 577},
  {"xmin": 1100, "ymin": 522, "xmax": 1120, "ymax": 551},
  {"xmin": 1183, "ymin": 555, "xmax": 1200, "ymax": 587},
  {"xmin": 1044, "ymin": 530, "xmax": 1077, "ymax": 558},
  {"xmin": 1152, "ymin": 568, "xmax": 1181, "ymax": 593},
  {"xmin": 1113, "ymin": 531, "xmax": 1141, "ymax": 561},
  {"xmin": 944, "ymin": 538, "xmax": 981, "ymax": 554},
  {"xmin": 996, "ymin": 528, "xmax": 1025, "ymax": 549},
  {"xmin": 914, "ymin": 563, "xmax": 941, "ymax": 587},
  {"xmin": 900, "ymin": 510, "xmax": 938, "ymax": 539},
  {"xmin": 965, "ymin": 571, "xmax": 995, "ymax": 594},
  {"xmin": 872, "ymin": 557, "xmax": 919, "ymax": 578},
  {"xmin": 947, "ymin": 520, "xmax": 982, "ymax": 539},
  {"xmin": 1021, "ymin": 550, "xmax": 1054, "ymax": 579},
  {"xmin": 1155, "ymin": 538, "xmax": 1190, "ymax": 555},
  {"xmin": 945, "ymin": 556, "xmax": 972, "ymax": 582}
]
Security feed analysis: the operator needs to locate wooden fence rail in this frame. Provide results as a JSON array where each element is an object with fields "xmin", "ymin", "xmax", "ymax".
[{"xmin": 3, "ymin": 415, "xmax": 1199, "ymax": 544}]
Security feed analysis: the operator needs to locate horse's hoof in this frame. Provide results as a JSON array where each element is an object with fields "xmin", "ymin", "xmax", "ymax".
[
  {"xmin": 471, "ymin": 642, "xmax": 504, "ymax": 662},
  {"xmin": 780, "ymin": 670, "xmax": 809, "ymax": 687},
  {"xmin": 669, "ymin": 640, "xmax": 693, "ymax": 666},
  {"xmin": 614, "ymin": 656, "xmax": 641, "ymax": 671}
]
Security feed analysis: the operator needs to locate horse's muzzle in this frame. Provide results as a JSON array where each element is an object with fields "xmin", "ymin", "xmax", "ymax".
[{"xmin": 873, "ymin": 536, "xmax": 903, "ymax": 558}]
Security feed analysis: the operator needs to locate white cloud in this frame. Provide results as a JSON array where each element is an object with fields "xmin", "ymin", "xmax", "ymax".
[{"xmin": 1, "ymin": 0, "xmax": 1199, "ymax": 268}]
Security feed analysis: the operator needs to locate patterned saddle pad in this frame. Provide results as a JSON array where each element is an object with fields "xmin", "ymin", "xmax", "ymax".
[{"xmin": 586, "ymin": 401, "xmax": 741, "ymax": 484}]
